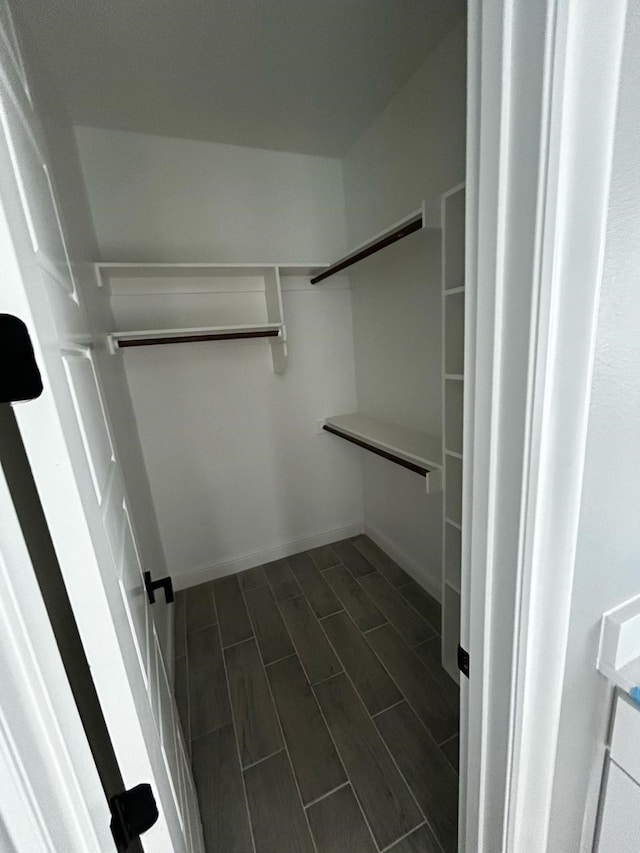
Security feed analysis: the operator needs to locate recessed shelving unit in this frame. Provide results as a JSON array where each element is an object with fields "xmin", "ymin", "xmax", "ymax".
[
  {"xmin": 97, "ymin": 262, "xmax": 325, "ymax": 373},
  {"xmin": 310, "ymin": 200, "xmax": 439, "ymax": 285},
  {"xmin": 441, "ymin": 182, "xmax": 466, "ymax": 685},
  {"xmin": 323, "ymin": 413, "xmax": 442, "ymax": 494}
]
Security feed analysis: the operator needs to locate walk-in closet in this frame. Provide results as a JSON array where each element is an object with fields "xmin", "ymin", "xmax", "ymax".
[{"xmin": 9, "ymin": 2, "xmax": 467, "ymax": 851}]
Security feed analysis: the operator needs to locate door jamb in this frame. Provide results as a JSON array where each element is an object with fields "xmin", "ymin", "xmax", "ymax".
[{"xmin": 463, "ymin": 0, "xmax": 628, "ymax": 850}]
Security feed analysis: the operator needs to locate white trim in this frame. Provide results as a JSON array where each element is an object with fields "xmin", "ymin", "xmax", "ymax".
[
  {"xmin": 364, "ymin": 522, "xmax": 442, "ymax": 602},
  {"xmin": 172, "ymin": 521, "xmax": 364, "ymax": 590},
  {"xmin": 464, "ymin": 0, "xmax": 628, "ymax": 851}
]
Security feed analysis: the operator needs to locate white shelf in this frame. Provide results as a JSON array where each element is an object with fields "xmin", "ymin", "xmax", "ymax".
[
  {"xmin": 323, "ymin": 413, "xmax": 442, "ymax": 492},
  {"xmin": 95, "ymin": 261, "xmax": 326, "ymax": 286},
  {"xmin": 98, "ymin": 262, "xmax": 291, "ymax": 372},
  {"xmin": 310, "ymin": 199, "xmax": 440, "ymax": 285},
  {"xmin": 445, "ymin": 286, "xmax": 465, "ymax": 295},
  {"xmin": 109, "ymin": 323, "xmax": 283, "ymax": 345},
  {"xmin": 445, "ymin": 449, "xmax": 463, "ymax": 460},
  {"xmin": 444, "ymin": 374, "xmax": 464, "ymax": 381}
]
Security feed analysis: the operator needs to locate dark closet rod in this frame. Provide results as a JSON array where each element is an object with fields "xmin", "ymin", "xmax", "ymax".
[
  {"xmin": 310, "ymin": 212, "xmax": 423, "ymax": 285},
  {"xmin": 116, "ymin": 329, "xmax": 280, "ymax": 349},
  {"xmin": 322, "ymin": 423, "xmax": 431, "ymax": 477}
]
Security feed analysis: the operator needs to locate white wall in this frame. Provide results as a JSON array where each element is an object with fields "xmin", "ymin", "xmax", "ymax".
[
  {"xmin": 341, "ymin": 20, "xmax": 466, "ymax": 593},
  {"xmin": 76, "ymin": 128, "xmax": 363, "ymax": 586},
  {"xmin": 549, "ymin": 2, "xmax": 640, "ymax": 848}
]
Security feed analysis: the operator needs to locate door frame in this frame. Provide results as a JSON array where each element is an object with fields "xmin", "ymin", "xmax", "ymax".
[{"xmin": 463, "ymin": 0, "xmax": 628, "ymax": 850}]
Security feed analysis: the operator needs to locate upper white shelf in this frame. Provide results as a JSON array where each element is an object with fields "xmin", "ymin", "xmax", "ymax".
[
  {"xmin": 310, "ymin": 199, "xmax": 440, "ymax": 285},
  {"xmin": 323, "ymin": 413, "xmax": 442, "ymax": 491},
  {"xmin": 98, "ymin": 262, "xmax": 295, "ymax": 372},
  {"xmin": 95, "ymin": 261, "xmax": 326, "ymax": 288}
]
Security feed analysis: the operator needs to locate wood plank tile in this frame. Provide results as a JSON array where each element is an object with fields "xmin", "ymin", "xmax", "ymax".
[
  {"xmin": 308, "ymin": 544, "xmax": 341, "ymax": 571},
  {"xmin": 264, "ymin": 558, "xmax": 302, "ymax": 601},
  {"xmin": 288, "ymin": 551, "xmax": 342, "ymax": 618},
  {"xmin": 375, "ymin": 701, "xmax": 458, "ymax": 852},
  {"xmin": 366, "ymin": 625, "xmax": 458, "ymax": 744},
  {"xmin": 174, "ymin": 591, "xmax": 187, "ymax": 657},
  {"xmin": 399, "ymin": 579, "xmax": 442, "ymax": 633},
  {"xmin": 191, "ymin": 724, "xmax": 253, "ymax": 853},
  {"xmin": 238, "ymin": 564, "xmax": 268, "ymax": 591},
  {"xmin": 224, "ymin": 639, "xmax": 282, "ymax": 767},
  {"xmin": 330, "ymin": 539, "xmax": 377, "ymax": 578},
  {"xmin": 244, "ymin": 585, "xmax": 295, "ymax": 665},
  {"xmin": 359, "ymin": 573, "xmax": 434, "ymax": 646},
  {"xmin": 187, "ymin": 626, "xmax": 231, "ymax": 739},
  {"xmin": 183, "ymin": 581, "xmax": 216, "ymax": 634},
  {"xmin": 414, "ymin": 637, "xmax": 460, "ymax": 714},
  {"xmin": 324, "ymin": 564, "xmax": 386, "ymax": 632},
  {"xmin": 352, "ymin": 535, "xmax": 411, "ymax": 587},
  {"xmin": 174, "ymin": 654, "xmax": 190, "ymax": 744},
  {"xmin": 307, "ymin": 785, "xmax": 376, "ymax": 853},
  {"xmin": 313, "ymin": 674, "xmax": 423, "ymax": 850},
  {"xmin": 244, "ymin": 750, "xmax": 316, "ymax": 853},
  {"xmin": 267, "ymin": 655, "xmax": 346, "ymax": 804},
  {"xmin": 322, "ymin": 611, "xmax": 402, "ymax": 715},
  {"xmin": 386, "ymin": 823, "xmax": 443, "ymax": 853},
  {"xmin": 441, "ymin": 735, "xmax": 459, "ymax": 775},
  {"xmin": 214, "ymin": 574, "xmax": 254, "ymax": 648},
  {"xmin": 279, "ymin": 596, "xmax": 342, "ymax": 684}
]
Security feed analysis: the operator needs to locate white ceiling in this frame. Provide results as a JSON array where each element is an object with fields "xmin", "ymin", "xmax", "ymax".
[{"xmin": 15, "ymin": 0, "xmax": 465, "ymax": 157}]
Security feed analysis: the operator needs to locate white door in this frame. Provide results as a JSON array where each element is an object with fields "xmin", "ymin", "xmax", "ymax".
[
  {"xmin": 0, "ymin": 407, "xmax": 113, "ymax": 853},
  {"xmin": 0, "ymin": 5, "xmax": 203, "ymax": 851}
]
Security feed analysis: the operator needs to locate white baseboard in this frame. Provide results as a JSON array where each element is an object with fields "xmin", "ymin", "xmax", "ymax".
[
  {"xmin": 364, "ymin": 522, "xmax": 442, "ymax": 602},
  {"xmin": 173, "ymin": 521, "xmax": 364, "ymax": 590}
]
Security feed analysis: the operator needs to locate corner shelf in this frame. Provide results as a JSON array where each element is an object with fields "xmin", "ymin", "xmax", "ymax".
[
  {"xmin": 310, "ymin": 200, "xmax": 440, "ymax": 285},
  {"xmin": 323, "ymin": 413, "xmax": 442, "ymax": 493},
  {"xmin": 96, "ymin": 262, "xmax": 324, "ymax": 373}
]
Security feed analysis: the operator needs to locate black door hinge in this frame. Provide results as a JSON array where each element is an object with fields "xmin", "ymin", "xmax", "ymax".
[
  {"xmin": 144, "ymin": 571, "xmax": 174, "ymax": 604},
  {"xmin": 110, "ymin": 783, "xmax": 159, "ymax": 851},
  {"xmin": 458, "ymin": 645, "xmax": 469, "ymax": 678},
  {"xmin": 0, "ymin": 314, "xmax": 43, "ymax": 403}
]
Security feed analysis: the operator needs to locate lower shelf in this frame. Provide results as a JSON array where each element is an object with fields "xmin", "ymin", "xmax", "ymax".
[{"xmin": 323, "ymin": 413, "xmax": 442, "ymax": 493}]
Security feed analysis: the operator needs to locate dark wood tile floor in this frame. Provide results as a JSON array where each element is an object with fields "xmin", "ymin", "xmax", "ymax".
[{"xmin": 174, "ymin": 535, "xmax": 459, "ymax": 853}]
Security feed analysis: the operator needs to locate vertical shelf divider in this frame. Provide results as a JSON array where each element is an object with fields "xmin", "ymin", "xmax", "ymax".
[{"xmin": 441, "ymin": 182, "xmax": 466, "ymax": 685}]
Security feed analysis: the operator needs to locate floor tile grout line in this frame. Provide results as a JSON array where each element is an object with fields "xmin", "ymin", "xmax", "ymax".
[
  {"xmin": 211, "ymin": 584, "xmax": 259, "ymax": 853},
  {"xmin": 319, "ymin": 601, "xmax": 461, "ymax": 853},
  {"xmin": 273, "ymin": 593, "xmax": 344, "ymax": 689},
  {"xmin": 308, "ymin": 674, "xmax": 381, "ymax": 852},
  {"xmin": 358, "ymin": 620, "xmax": 460, "ymax": 763},
  {"xmin": 438, "ymin": 732, "xmax": 459, "ymax": 747},
  {"xmin": 302, "ymin": 779, "xmax": 351, "ymax": 811},
  {"xmin": 378, "ymin": 820, "xmax": 428, "ymax": 853},
  {"xmin": 370, "ymin": 698, "xmax": 406, "ymax": 719},
  {"xmin": 242, "ymin": 581, "xmax": 300, "ymax": 671},
  {"xmin": 264, "ymin": 652, "xmax": 297, "ymax": 668},
  {"xmin": 355, "ymin": 571, "xmax": 436, "ymax": 643},
  {"xmin": 242, "ymin": 746, "xmax": 285, "ymax": 772},
  {"xmin": 221, "ymin": 634, "xmax": 256, "ymax": 652},
  {"xmin": 313, "ymin": 618, "xmax": 429, "ymax": 849},
  {"xmin": 395, "ymin": 582, "xmax": 442, "ymax": 637},
  {"xmin": 362, "ymin": 621, "xmax": 390, "ymax": 635},
  {"xmin": 255, "ymin": 613, "xmax": 323, "ymax": 853},
  {"xmin": 240, "ymin": 568, "xmax": 324, "ymax": 853},
  {"xmin": 321, "ymin": 564, "xmax": 389, "ymax": 634},
  {"xmin": 184, "ymin": 620, "xmax": 219, "ymax": 638},
  {"xmin": 317, "ymin": 608, "xmax": 346, "ymax": 622}
]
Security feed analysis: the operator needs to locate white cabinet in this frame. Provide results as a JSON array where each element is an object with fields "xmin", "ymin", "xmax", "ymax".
[
  {"xmin": 597, "ymin": 695, "xmax": 640, "ymax": 852},
  {"xmin": 597, "ymin": 762, "xmax": 640, "ymax": 852}
]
